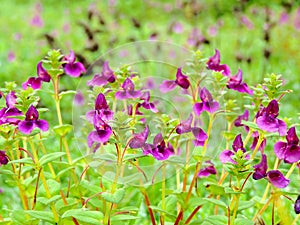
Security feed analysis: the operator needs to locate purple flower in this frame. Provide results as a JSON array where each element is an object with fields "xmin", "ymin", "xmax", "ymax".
[
  {"xmin": 0, "ymin": 92, "xmax": 23, "ymax": 125},
  {"xmin": 193, "ymin": 87, "xmax": 219, "ymax": 116},
  {"xmin": 240, "ymin": 15, "xmax": 254, "ymax": 29},
  {"xmin": 115, "ymin": 78, "xmax": 142, "ymax": 99},
  {"xmin": 63, "ymin": 50, "xmax": 86, "ymax": 77},
  {"xmin": 234, "ymin": 109, "xmax": 249, "ymax": 132},
  {"xmin": 220, "ymin": 134, "xmax": 247, "ymax": 164},
  {"xmin": 159, "ymin": 68, "xmax": 190, "ymax": 93},
  {"xmin": 22, "ymin": 62, "xmax": 51, "ymax": 90},
  {"xmin": 227, "ymin": 69, "xmax": 253, "ymax": 95},
  {"xmin": 206, "ymin": 49, "xmax": 231, "ymax": 76},
  {"xmin": 176, "ymin": 114, "xmax": 193, "ymax": 134},
  {"xmin": 18, "ymin": 105, "xmax": 49, "ymax": 134},
  {"xmin": 198, "ymin": 161, "xmax": 217, "ymax": 178},
  {"xmin": 253, "ymin": 153, "xmax": 268, "ymax": 180},
  {"xmin": 30, "ymin": 14, "xmax": 43, "ymax": 28},
  {"xmin": 295, "ymin": 196, "xmax": 300, "ymax": 214},
  {"xmin": 143, "ymin": 133, "xmax": 174, "ymax": 160},
  {"xmin": 129, "ymin": 126, "xmax": 149, "ymax": 148},
  {"xmin": 87, "ymin": 116, "xmax": 112, "ymax": 148},
  {"xmin": 139, "ymin": 91, "xmax": 158, "ymax": 113},
  {"xmin": 87, "ymin": 61, "xmax": 116, "ymax": 86},
  {"xmin": 266, "ymin": 170, "xmax": 290, "ymax": 188},
  {"xmin": 191, "ymin": 127, "xmax": 208, "ymax": 146},
  {"xmin": 74, "ymin": 91, "xmax": 85, "ymax": 106},
  {"xmin": 274, "ymin": 127, "xmax": 300, "ymax": 164},
  {"xmin": 256, "ymin": 100, "xmax": 287, "ymax": 136},
  {"xmin": 250, "ymin": 131, "xmax": 266, "ymax": 151},
  {"xmin": 0, "ymin": 151, "xmax": 8, "ymax": 166},
  {"xmin": 86, "ymin": 93, "xmax": 113, "ymax": 124}
]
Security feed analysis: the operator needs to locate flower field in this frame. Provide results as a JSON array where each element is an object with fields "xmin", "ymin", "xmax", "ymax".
[{"xmin": 0, "ymin": 1, "xmax": 299, "ymax": 225}]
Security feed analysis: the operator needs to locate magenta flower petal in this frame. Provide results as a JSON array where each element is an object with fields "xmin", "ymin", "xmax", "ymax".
[
  {"xmin": 37, "ymin": 62, "xmax": 51, "ymax": 82},
  {"xmin": 116, "ymin": 78, "xmax": 142, "ymax": 99},
  {"xmin": 129, "ymin": 126, "xmax": 149, "ymax": 148},
  {"xmin": 176, "ymin": 114, "xmax": 193, "ymax": 134},
  {"xmin": 18, "ymin": 105, "xmax": 48, "ymax": 134},
  {"xmin": 267, "ymin": 170, "xmax": 290, "ymax": 188},
  {"xmin": 253, "ymin": 154, "xmax": 268, "ymax": 180},
  {"xmin": 191, "ymin": 127, "xmax": 208, "ymax": 142},
  {"xmin": 159, "ymin": 80, "xmax": 177, "ymax": 93},
  {"xmin": 295, "ymin": 196, "xmax": 300, "ymax": 214},
  {"xmin": 193, "ymin": 87, "xmax": 219, "ymax": 116},
  {"xmin": 274, "ymin": 141, "xmax": 287, "ymax": 160},
  {"xmin": 22, "ymin": 77, "xmax": 42, "ymax": 90},
  {"xmin": 284, "ymin": 145, "xmax": 300, "ymax": 163},
  {"xmin": 226, "ymin": 69, "xmax": 253, "ymax": 95},
  {"xmin": 35, "ymin": 120, "xmax": 49, "ymax": 132},
  {"xmin": 206, "ymin": 49, "xmax": 231, "ymax": 76},
  {"xmin": 0, "ymin": 151, "xmax": 8, "ymax": 165},
  {"xmin": 175, "ymin": 68, "xmax": 190, "ymax": 89},
  {"xmin": 87, "ymin": 61, "xmax": 115, "ymax": 86},
  {"xmin": 232, "ymin": 134, "xmax": 245, "ymax": 152},
  {"xmin": 18, "ymin": 121, "xmax": 34, "ymax": 134},
  {"xmin": 64, "ymin": 62, "xmax": 86, "ymax": 77},
  {"xmin": 219, "ymin": 150, "xmax": 236, "ymax": 164},
  {"xmin": 198, "ymin": 161, "xmax": 217, "ymax": 178}
]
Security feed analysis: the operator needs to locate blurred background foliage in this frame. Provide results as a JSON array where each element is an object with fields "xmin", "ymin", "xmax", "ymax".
[{"xmin": 1, "ymin": 0, "xmax": 300, "ymax": 117}]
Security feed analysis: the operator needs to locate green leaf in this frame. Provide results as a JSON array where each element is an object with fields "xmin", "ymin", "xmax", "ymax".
[
  {"xmin": 203, "ymin": 198, "xmax": 227, "ymax": 209},
  {"xmin": 234, "ymin": 217, "xmax": 254, "ymax": 225},
  {"xmin": 39, "ymin": 152, "xmax": 66, "ymax": 166},
  {"xmin": 101, "ymin": 188, "xmax": 125, "ymax": 204},
  {"xmin": 241, "ymin": 121, "xmax": 259, "ymax": 130},
  {"xmin": 149, "ymin": 206, "xmax": 176, "ymax": 219},
  {"xmin": 205, "ymin": 183, "xmax": 225, "ymax": 195},
  {"xmin": 203, "ymin": 215, "xmax": 228, "ymax": 225},
  {"xmin": 110, "ymin": 215, "xmax": 140, "ymax": 222},
  {"xmin": 8, "ymin": 158, "xmax": 34, "ymax": 165},
  {"xmin": 238, "ymin": 201, "xmax": 255, "ymax": 212},
  {"xmin": 53, "ymin": 124, "xmax": 73, "ymax": 136},
  {"xmin": 62, "ymin": 209, "xmax": 103, "ymax": 225},
  {"xmin": 26, "ymin": 211, "xmax": 55, "ymax": 223}
]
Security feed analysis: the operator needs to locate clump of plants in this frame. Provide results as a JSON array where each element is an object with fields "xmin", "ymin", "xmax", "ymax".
[{"xmin": 0, "ymin": 46, "xmax": 299, "ymax": 225}]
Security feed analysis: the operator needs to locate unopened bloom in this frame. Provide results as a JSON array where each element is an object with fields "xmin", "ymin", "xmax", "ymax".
[
  {"xmin": 22, "ymin": 62, "xmax": 51, "ymax": 90},
  {"xmin": 143, "ymin": 133, "xmax": 174, "ymax": 160},
  {"xmin": 63, "ymin": 50, "xmax": 86, "ymax": 77},
  {"xmin": 87, "ymin": 61, "xmax": 116, "ymax": 86},
  {"xmin": 18, "ymin": 105, "xmax": 49, "ymax": 134},
  {"xmin": 193, "ymin": 87, "xmax": 219, "ymax": 116},
  {"xmin": 227, "ymin": 69, "xmax": 253, "ymax": 95},
  {"xmin": 129, "ymin": 126, "xmax": 149, "ymax": 148},
  {"xmin": 159, "ymin": 68, "xmax": 190, "ymax": 93},
  {"xmin": 206, "ymin": 49, "xmax": 231, "ymax": 76},
  {"xmin": 274, "ymin": 127, "xmax": 300, "ymax": 163},
  {"xmin": 0, "ymin": 151, "xmax": 8, "ymax": 166},
  {"xmin": 115, "ymin": 78, "xmax": 142, "ymax": 99},
  {"xmin": 253, "ymin": 153, "xmax": 268, "ymax": 180},
  {"xmin": 86, "ymin": 93, "xmax": 113, "ymax": 124},
  {"xmin": 256, "ymin": 100, "xmax": 287, "ymax": 136},
  {"xmin": 295, "ymin": 196, "xmax": 300, "ymax": 214},
  {"xmin": 198, "ymin": 161, "xmax": 217, "ymax": 178}
]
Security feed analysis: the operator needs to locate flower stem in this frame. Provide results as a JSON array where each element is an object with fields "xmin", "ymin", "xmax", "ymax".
[
  {"xmin": 160, "ymin": 166, "xmax": 166, "ymax": 225},
  {"xmin": 251, "ymin": 133, "xmax": 264, "ymax": 159},
  {"xmin": 286, "ymin": 162, "xmax": 297, "ymax": 179}
]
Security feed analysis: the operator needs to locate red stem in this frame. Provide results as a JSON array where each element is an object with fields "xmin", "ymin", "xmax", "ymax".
[
  {"xmin": 174, "ymin": 210, "xmax": 183, "ymax": 225},
  {"xmin": 143, "ymin": 192, "xmax": 156, "ymax": 225},
  {"xmin": 184, "ymin": 205, "xmax": 202, "ymax": 224}
]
